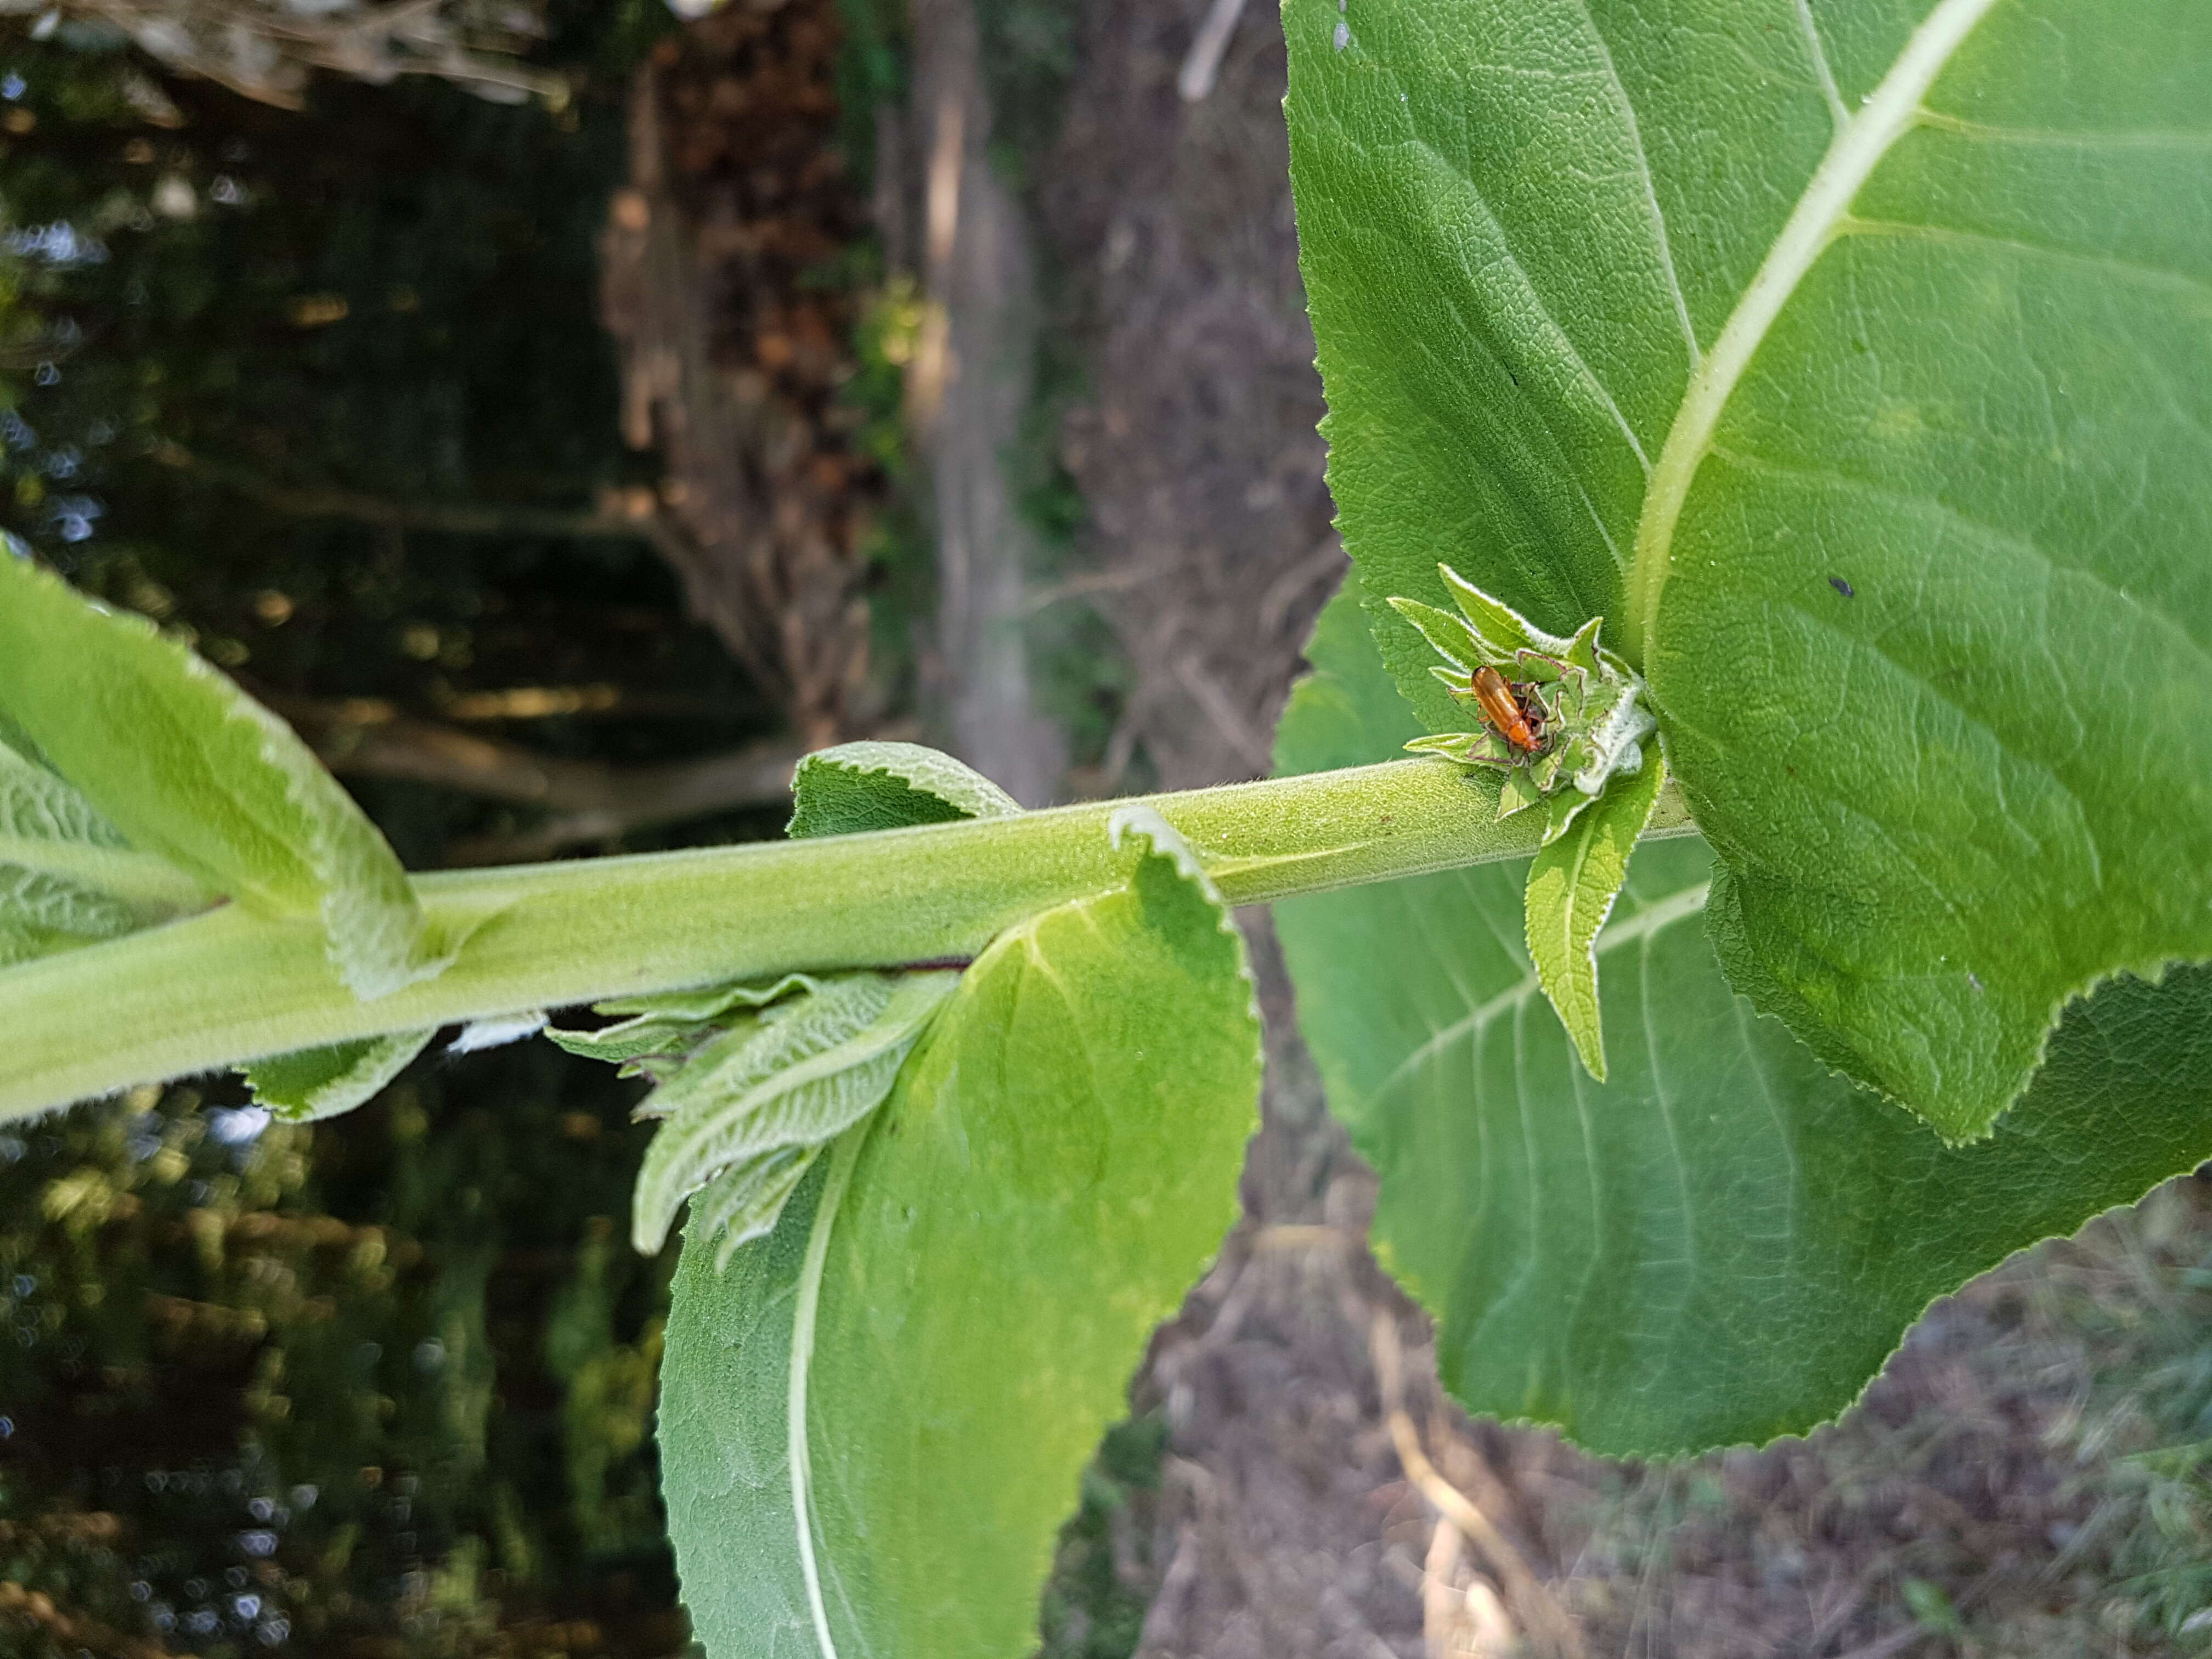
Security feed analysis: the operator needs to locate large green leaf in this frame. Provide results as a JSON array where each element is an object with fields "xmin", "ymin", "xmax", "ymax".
[
  {"xmin": 1274, "ymin": 582, "xmax": 2212, "ymax": 1455},
  {"xmin": 1285, "ymin": 0, "xmax": 2212, "ymax": 1138},
  {"xmin": 658, "ymin": 810, "xmax": 1261, "ymax": 1657},
  {"xmin": 0, "ymin": 555, "xmax": 440, "ymax": 996}
]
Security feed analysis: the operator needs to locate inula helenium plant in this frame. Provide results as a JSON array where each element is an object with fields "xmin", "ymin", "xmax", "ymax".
[{"xmin": 4, "ymin": 1, "xmax": 2210, "ymax": 1652}]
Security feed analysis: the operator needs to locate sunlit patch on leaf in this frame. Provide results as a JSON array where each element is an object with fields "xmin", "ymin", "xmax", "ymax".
[{"xmin": 447, "ymin": 1011, "xmax": 548, "ymax": 1054}]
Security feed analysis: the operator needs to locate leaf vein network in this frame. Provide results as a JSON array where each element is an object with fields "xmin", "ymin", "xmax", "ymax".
[
  {"xmin": 1638, "ymin": 923, "xmax": 1699, "ymax": 1391},
  {"xmin": 1706, "ymin": 442, "xmax": 2212, "ymax": 675},
  {"xmin": 1729, "ymin": 996, "xmax": 1802, "ymax": 1266},
  {"xmin": 1838, "ymin": 216, "xmax": 2212, "ymax": 304},
  {"xmin": 1463, "ymin": 995, "xmax": 1547, "ymax": 1359},
  {"xmin": 1568, "ymin": 0, "xmax": 1702, "ymax": 367},
  {"xmin": 1401, "ymin": 136, "xmax": 1656, "ymax": 477},
  {"xmin": 1369, "ymin": 882, "xmax": 1711, "ymax": 1107},
  {"xmin": 1560, "ymin": 1040, "xmax": 1610, "ymax": 1386},
  {"xmin": 1792, "ymin": 0, "xmax": 1849, "ymax": 129}
]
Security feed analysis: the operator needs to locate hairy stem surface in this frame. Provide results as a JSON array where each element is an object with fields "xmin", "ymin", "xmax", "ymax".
[{"xmin": 2, "ymin": 759, "xmax": 1695, "ymax": 1119}]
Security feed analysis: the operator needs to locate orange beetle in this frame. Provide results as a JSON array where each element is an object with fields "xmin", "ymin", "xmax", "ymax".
[{"xmin": 1470, "ymin": 665, "xmax": 1544, "ymax": 755}]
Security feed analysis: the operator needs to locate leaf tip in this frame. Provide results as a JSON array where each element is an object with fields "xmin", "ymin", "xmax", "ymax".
[{"xmin": 1107, "ymin": 804, "xmax": 1216, "ymax": 895}]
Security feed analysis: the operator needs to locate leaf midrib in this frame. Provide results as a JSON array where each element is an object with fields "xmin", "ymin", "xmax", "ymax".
[
  {"xmin": 0, "ymin": 833, "xmax": 213, "ymax": 913},
  {"xmin": 1622, "ymin": 0, "xmax": 2002, "ymax": 665},
  {"xmin": 1373, "ymin": 878, "xmax": 1711, "ymax": 1105},
  {"xmin": 789, "ymin": 1131, "xmax": 866, "ymax": 1659}
]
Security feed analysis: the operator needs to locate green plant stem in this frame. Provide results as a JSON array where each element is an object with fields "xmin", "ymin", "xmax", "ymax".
[{"xmin": 0, "ymin": 759, "xmax": 1696, "ymax": 1120}]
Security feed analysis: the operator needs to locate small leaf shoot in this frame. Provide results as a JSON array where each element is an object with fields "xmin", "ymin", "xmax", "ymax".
[
  {"xmin": 1, "ymin": 736, "xmax": 208, "ymax": 964},
  {"xmin": 1522, "ymin": 747, "xmax": 1668, "ymax": 1080},
  {"xmin": 787, "ymin": 740, "xmax": 1021, "ymax": 836},
  {"xmin": 1393, "ymin": 565, "xmax": 1657, "ymax": 827},
  {"xmin": 242, "ymin": 1030, "xmax": 436, "ymax": 1121}
]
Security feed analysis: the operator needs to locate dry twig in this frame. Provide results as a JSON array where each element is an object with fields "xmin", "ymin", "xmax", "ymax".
[
  {"xmin": 1177, "ymin": 0, "xmax": 1252, "ymax": 101},
  {"xmin": 1371, "ymin": 1311, "xmax": 1588, "ymax": 1659},
  {"xmin": 0, "ymin": 0, "xmax": 563, "ymax": 108},
  {"xmin": 267, "ymin": 692, "xmax": 803, "ymax": 862}
]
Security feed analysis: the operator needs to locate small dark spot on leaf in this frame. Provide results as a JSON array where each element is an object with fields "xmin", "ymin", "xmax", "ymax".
[{"xmin": 1829, "ymin": 576, "xmax": 1854, "ymax": 598}]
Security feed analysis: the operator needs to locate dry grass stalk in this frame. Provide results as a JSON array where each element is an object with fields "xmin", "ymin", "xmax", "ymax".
[{"xmin": 1372, "ymin": 1310, "xmax": 1587, "ymax": 1659}]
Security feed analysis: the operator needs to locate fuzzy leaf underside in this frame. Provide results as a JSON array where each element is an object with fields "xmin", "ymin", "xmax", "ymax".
[
  {"xmin": 691, "ymin": 1149, "xmax": 821, "ymax": 1272},
  {"xmin": 1285, "ymin": 0, "xmax": 2212, "ymax": 1138},
  {"xmin": 589, "ymin": 741, "xmax": 1023, "ymax": 1260},
  {"xmin": 658, "ymin": 819, "xmax": 1261, "ymax": 1658},
  {"xmin": 545, "ymin": 975, "xmax": 825, "ymax": 1067},
  {"xmin": 630, "ymin": 970, "xmax": 960, "ymax": 1255},
  {"xmin": 1274, "ymin": 581, "xmax": 2212, "ymax": 1457},
  {"xmin": 553, "ymin": 738, "xmax": 1013, "ymax": 1079},
  {"xmin": 0, "ymin": 556, "xmax": 437, "ymax": 997}
]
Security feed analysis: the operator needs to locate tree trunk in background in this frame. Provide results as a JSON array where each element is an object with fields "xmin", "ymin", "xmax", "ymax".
[
  {"xmin": 600, "ymin": 26, "xmax": 884, "ymax": 753},
  {"xmin": 904, "ymin": 0, "xmax": 1066, "ymax": 806}
]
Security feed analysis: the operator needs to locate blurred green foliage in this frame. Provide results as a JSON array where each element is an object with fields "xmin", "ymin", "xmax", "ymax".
[
  {"xmin": 0, "ymin": 1059, "xmax": 681, "ymax": 1659},
  {"xmin": 0, "ymin": 11, "xmax": 771, "ymax": 1656}
]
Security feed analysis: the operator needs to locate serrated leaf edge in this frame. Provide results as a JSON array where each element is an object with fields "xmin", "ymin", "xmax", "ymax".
[
  {"xmin": 792, "ymin": 740, "xmax": 1022, "ymax": 827},
  {"xmin": 1106, "ymin": 804, "xmax": 1217, "ymax": 899},
  {"xmin": 243, "ymin": 1028, "xmax": 435, "ymax": 1122}
]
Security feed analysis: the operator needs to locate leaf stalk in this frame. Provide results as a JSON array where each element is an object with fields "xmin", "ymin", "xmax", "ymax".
[{"xmin": 0, "ymin": 759, "xmax": 1695, "ymax": 1120}]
